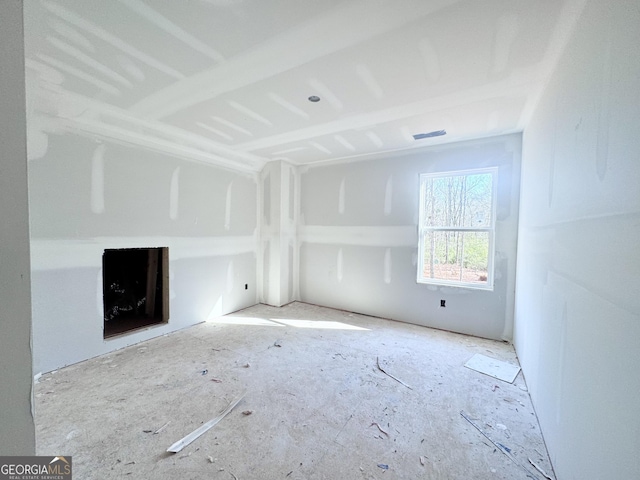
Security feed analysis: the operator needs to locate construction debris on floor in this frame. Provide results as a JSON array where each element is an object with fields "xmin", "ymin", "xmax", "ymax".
[
  {"xmin": 464, "ymin": 353, "xmax": 522, "ymax": 383},
  {"xmin": 35, "ymin": 302, "xmax": 554, "ymax": 480}
]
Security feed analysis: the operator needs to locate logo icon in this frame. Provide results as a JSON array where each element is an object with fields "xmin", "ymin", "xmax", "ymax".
[{"xmin": 0, "ymin": 456, "xmax": 72, "ymax": 479}]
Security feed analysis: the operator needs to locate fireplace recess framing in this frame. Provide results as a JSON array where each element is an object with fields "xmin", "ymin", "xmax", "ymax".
[{"xmin": 102, "ymin": 247, "xmax": 169, "ymax": 338}]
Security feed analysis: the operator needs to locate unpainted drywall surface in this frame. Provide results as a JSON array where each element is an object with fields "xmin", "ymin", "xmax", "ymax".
[
  {"xmin": 0, "ymin": 0, "xmax": 36, "ymax": 454},
  {"xmin": 259, "ymin": 160, "xmax": 298, "ymax": 307},
  {"xmin": 299, "ymin": 134, "xmax": 521, "ymax": 340},
  {"xmin": 514, "ymin": 1, "xmax": 640, "ymax": 478},
  {"xmin": 28, "ymin": 134, "xmax": 258, "ymax": 374}
]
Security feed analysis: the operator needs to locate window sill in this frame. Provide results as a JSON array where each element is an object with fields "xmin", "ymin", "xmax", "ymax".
[{"xmin": 416, "ymin": 279, "xmax": 494, "ymax": 291}]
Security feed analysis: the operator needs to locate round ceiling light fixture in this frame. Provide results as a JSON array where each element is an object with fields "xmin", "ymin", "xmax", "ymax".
[{"xmin": 308, "ymin": 95, "xmax": 321, "ymax": 102}]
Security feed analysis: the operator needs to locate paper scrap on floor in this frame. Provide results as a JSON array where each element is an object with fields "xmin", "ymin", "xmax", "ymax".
[{"xmin": 464, "ymin": 353, "xmax": 521, "ymax": 383}]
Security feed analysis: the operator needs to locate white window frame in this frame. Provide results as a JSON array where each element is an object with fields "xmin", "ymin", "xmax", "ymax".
[{"xmin": 417, "ymin": 167, "xmax": 498, "ymax": 290}]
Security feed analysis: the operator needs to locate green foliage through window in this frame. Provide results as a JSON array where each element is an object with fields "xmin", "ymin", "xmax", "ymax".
[{"xmin": 418, "ymin": 169, "xmax": 496, "ymax": 288}]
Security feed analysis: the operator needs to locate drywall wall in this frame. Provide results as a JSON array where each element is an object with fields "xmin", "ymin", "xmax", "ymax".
[
  {"xmin": 298, "ymin": 134, "xmax": 521, "ymax": 340},
  {"xmin": 258, "ymin": 160, "xmax": 299, "ymax": 307},
  {"xmin": 0, "ymin": 0, "xmax": 36, "ymax": 454},
  {"xmin": 28, "ymin": 133, "xmax": 259, "ymax": 374},
  {"xmin": 514, "ymin": 1, "xmax": 640, "ymax": 478}
]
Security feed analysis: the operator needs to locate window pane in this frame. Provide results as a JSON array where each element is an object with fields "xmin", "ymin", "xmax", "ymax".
[
  {"xmin": 422, "ymin": 173, "xmax": 493, "ymax": 228},
  {"xmin": 422, "ymin": 231, "xmax": 489, "ymax": 284}
]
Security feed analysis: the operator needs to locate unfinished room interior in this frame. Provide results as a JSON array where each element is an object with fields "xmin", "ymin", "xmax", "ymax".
[{"xmin": 1, "ymin": 0, "xmax": 638, "ymax": 478}]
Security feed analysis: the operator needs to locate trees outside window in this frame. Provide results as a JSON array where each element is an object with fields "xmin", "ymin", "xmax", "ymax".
[{"xmin": 417, "ymin": 168, "xmax": 497, "ymax": 289}]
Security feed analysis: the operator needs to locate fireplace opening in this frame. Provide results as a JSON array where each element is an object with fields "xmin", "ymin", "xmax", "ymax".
[{"xmin": 102, "ymin": 247, "xmax": 168, "ymax": 338}]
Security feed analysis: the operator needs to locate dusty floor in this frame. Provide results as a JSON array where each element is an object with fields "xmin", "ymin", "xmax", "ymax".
[{"xmin": 35, "ymin": 302, "xmax": 554, "ymax": 480}]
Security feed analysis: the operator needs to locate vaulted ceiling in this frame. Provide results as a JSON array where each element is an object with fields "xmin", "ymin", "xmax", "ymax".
[{"xmin": 24, "ymin": 0, "xmax": 583, "ymax": 172}]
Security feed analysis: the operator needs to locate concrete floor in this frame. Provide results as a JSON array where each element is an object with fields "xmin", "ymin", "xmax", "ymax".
[{"xmin": 35, "ymin": 302, "xmax": 554, "ymax": 480}]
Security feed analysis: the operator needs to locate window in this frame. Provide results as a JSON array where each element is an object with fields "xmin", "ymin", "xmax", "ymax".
[{"xmin": 417, "ymin": 168, "xmax": 497, "ymax": 289}]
